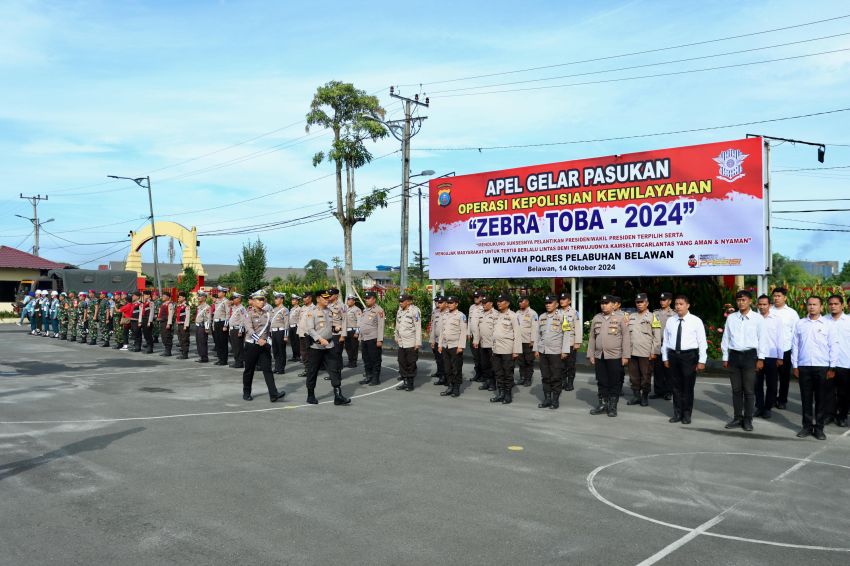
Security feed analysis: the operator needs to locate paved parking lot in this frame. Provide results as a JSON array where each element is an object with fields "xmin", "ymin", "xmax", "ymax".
[{"xmin": 1, "ymin": 325, "xmax": 848, "ymax": 565}]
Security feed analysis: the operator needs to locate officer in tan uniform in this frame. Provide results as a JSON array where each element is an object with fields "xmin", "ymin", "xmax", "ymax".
[
  {"xmin": 587, "ymin": 294, "xmax": 631, "ymax": 417},
  {"xmin": 490, "ymin": 294, "xmax": 523, "ymax": 405},
  {"xmin": 438, "ymin": 296, "xmax": 467, "ymax": 398},
  {"xmin": 535, "ymin": 294, "xmax": 570, "ymax": 410},
  {"xmin": 288, "ymin": 294, "xmax": 302, "ymax": 362},
  {"xmin": 557, "ymin": 292, "xmax": 583, "ymax": 391},
  {"xmin": 158, "ymin": 292, "xmax": 175, "ymax": 357},
  {"xmin": 468, "ymin": 291, "xmax": 484, "ymax": 382},
  {"xmin": 241, "ymin": 290, "xmax": 287, "ymax": 403},
  {"xmin": 650, "ymin": 292, "xmax": 675, "ymax": 400},
  {"xmin": 270, "ymin": 291, "xmax": 289, "ymax": 374},
  {"xmin": 471, "ymin": 296, "xmax": 498, "ymax": 392},
  {"xmin": 327, "ymin": 288, "xmax": 346, "ymax": 367},
  {"xmin": 296, "ymin": 291, "xmax": 314, "ymax": 376},
  {"xmin": 194, "ymin": 291, "xmax": 212, "ymax": 363},
  {"xmin": 430, "ymin": 296, "xmax": 447, "ymax": 385},
  {"xmin": 174, "ymin": 291, "xmax": 191, "ymax": 359},
  {"xmin": 628, "ymin": 293, "xmax": 660, "ymax": 407},
  {"xmin": 213, "ymin": 286, "xmax": 230, "ymax": 365},
  {"xmin": 358, "ymin": 291, "xmax": 385, "ymax": 386},
  {"xmin": 345, "ymin": 294, "xmax": 362, "ymax": 368},
  {"xmin": 516, "ymin": 296, "xmax": 539, "ymax": 387},
  {"xmin": 394, "ymin": 293, "xmax": 422, "ymax": 391},
  {"xmin": 305, "ymin": 290, "xmax": 350, "ymax": 406},
  {"xmin": 227, "ymin": 292, "xmax": 246, "ymax": 368}
]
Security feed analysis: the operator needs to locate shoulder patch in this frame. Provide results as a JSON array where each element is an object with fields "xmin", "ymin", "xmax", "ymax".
[{"xmin": 461, "ymin": 313, "xmax": 467, "ymax": 322}]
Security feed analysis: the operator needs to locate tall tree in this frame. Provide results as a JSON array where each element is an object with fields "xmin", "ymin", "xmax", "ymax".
[
  {"xmin": 176, "ymin": 266, "xmax": 198, "ymax": 295},
  {"xmin": 238, "ymin": 239, "xmax": 268, "ymax": 293},
  {"xmin": 306, "ymin": 80, "xmax": 389, "ymax": 297},
  {"xmin": 304, "ymin": 258, "xmax": 329, "ymax": 284}
]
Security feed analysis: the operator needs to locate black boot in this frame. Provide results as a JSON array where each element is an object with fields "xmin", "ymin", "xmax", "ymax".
[
  {"xmin": 369, "ymin": 374, "xmax": 381, "ymax": 386},
  {"xmin": 406, "ymin": 378, "xmax": 414, "ymax": 391},
  {"xmin": 550, "ymin": 391, "xmax": 561, "ymax": 409},
  {"xmin": 306, "ymin": 389, "xmax": 318, "ymax": 404},
  {"xmin": 590, "ymin": 395, "xmax": 607, "ymax": 415},
  {"xmin": 478, "ymin": 379, "xmax": 491, "ymax": 391},
  {"xmin": 490, "ymin": 389, "xmax": 505, "ymax": 403},
  {"xmin": 565, "ymin": 376, "xmax": 575, "ymax": 391},
  {"xmin": 640, "ymin": 391, "xmax": 649, "ymax": 407},
  {"xmin": 440, "ymin": 385, "xmax": 453, "ymax": 396},
  {"xmin": 396, "ymin": 379, "xmax": 408, "ymax": 391},
  {"xmin": 538, "ymin": 392, "xmax": 552, "ymax": 409},
  {"xmin": 450, "ymin": 384, "xmax": 460, "ymax": 398},
  {"xmin": 333, "ymin": 387, "xmax": 351, "ymax": 405},
  {"xmin": 502, "ymin": 388, "xmax": 513, "ymax": 404},
  {"xmin": 607, "ymin": 395, "xmax": 619, "ymax": 417},
  {"xmin": 358, "ymin": 374, "xmax": 371, "ymax": 385},
  {"xmin": 433, "ymin": 375, "xmax": 447, "ymax": 386},
  {"xmin": 627, "ymin": 391, "xmax": 642, "ymax": 405}
]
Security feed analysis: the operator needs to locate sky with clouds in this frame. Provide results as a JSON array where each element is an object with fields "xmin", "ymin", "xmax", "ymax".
[{"xmin": 1, "ymin": 0, "xmax": 849, "ymax": 273}]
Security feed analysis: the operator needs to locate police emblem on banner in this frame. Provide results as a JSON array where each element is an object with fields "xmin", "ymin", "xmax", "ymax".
[
  {"xmin": 712, "ymin": 149, "xmax": 748, "ymax": 183},
  {"xmin": 436, "ymin": 183, "xmax": 452, "ymax": 207}
]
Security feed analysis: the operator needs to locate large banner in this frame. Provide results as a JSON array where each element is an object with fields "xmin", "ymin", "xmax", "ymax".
[{"xmin": 429, "ymin": 137, "xmax": 767, "ymax": 279}]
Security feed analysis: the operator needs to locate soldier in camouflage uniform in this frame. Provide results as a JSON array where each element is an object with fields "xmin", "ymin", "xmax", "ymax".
[
  {"xmin": 87, "ymin": 291, "xmax": 98, "ymax": 345},
  {"xmin": 76, "ymin": 291, "xmax": 89, "ymax": 343},
  {"xmin": 151, "ymin": 291, "xmax": 163, "ymax": 344},
  {"xmin": 67, "ymin": 291, "xmax": 78, "ymax": 341},
  {"xmin": 96, "ymin": 290, "xmax": 110, "ymax": 346},
  {"xmin": 58, "ymin": 292, "xmax": 69, "ymax": 340}
]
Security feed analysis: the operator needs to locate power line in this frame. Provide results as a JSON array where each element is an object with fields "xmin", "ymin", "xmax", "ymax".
[
  {"xmin": 773, "ymin": 198, "xmax": 850, "ymax": 202},
  {"xmin": 418, "ymin": 107, "xmax": 850, "ymax": 151},
  {"xmin": 774, "ymin": 209, "xmax": 850, "ymax": 213},
  {"xmin": 40, "ymin": 228, "xmax": 127, "ymax": 246},
  {"xmin": 400, "ymin": 13, "xmax": 850, "ymax": 87},
  {"xmin": 775, "ymin": 227, "xmax": 850, "ymax": 232},
  {"xmin": 771, "ymin": 216, "xmax": 850, "ymax": 228},
  {"xmin": 429, "ymin": 32, "xmax": 850, "ymax": 95},
  {"xmin": 13, "ymin": 230, "xmax": 33, "ymax": 250},
  {"xmin": 431, "ymin": 47, "xmax": 850, "ymax": 98},
  {"xmin": 773, "ymin": 165, "xmax": 850, "ymax": 172}
]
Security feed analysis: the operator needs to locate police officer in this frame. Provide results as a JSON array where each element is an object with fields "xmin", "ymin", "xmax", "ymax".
[
  {"xmin": 270, "ymin": 291, "xmax": 289, "ymax": 374},
  {"xmin": 394, "ymin": 293, "xmax": 422, "ymax": 391},
  {"xmin": 213, "ymin": 286, "xmax": 230, "ymax": 365},
  {"xmin": 288, "ymin": 294, "xmax": 302, "ymax": 362},
  {"xmin": 588, "ymin": 295, "xmax": 631, "ymax": 417},
  {"xmin": 650, "ymin": 292, "xmax": 675, "ymax": 400},
  {"xmin": 195, "ymin": 290, "xmax": 212, "ymax": 363},
  {"xmin": 468, "ymin": 291, "xmax": 484, "ymax": 381},
  {"xmin": 140, "ymin": 290, "xmax": 155, "ymax": 353},
  {"xmin": 327, "ymin": 288, "xmax": 346, "ymax": 367},
  {"xmin": 174, "ymin": 292, "xmax": 191, "ymax": 359},
  {"xmin": 490, "ymin": 294, "xmax": 522, "ymax": 404},
  {"xmin": 227, "ymin": 293, "xmax": 246, "ymax": 368},
  {"xmin": 430, "ymin": 295, "xmax": 447, "ymax": 385},
  {"xmin": 297, "ymin": 291, "xmax": 315, "ymax": 377},
  {"xmin": 557, "ymin": 292, "xmax": 582, "ymax": 391},
  {"xmin": 472, "ymin": 296, "xmax": 498, "ymax": 392},
  {"xmin": 239, "ymin": 290, "xmax": 287, "ymax": 402},
  {"xmin": 628, "ymin": 293, "xmax": 660, "ymax": 407},
  {"xmin": 358, "ymin": 291, "xmax": 385, "ymax": 386},
  {"xmin": 516, "ymin": 296, "xmax": 539, "ymax": 387},
  {"xmin": 305, "ymin": 290, "xmax": 351, "ymax": 406},
  {"xmin": 536, "ymin": 294, "xmax": 570, "ymax": 409},
  {"xmin": 345, "ymin": 294, "xmax": 362, "ymax": 368},
  {"xmin": 438, "ymin": 296, "xmax": 467, "ymax": 398},
  {"xmin": 158, "ymin": 292, "xmax": 175, "ymax": 357}
]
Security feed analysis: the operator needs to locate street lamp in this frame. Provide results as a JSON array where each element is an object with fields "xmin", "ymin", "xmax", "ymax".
[{"xmin": 107, "ymin": 175, "xmax": 161, "ymax": 295}]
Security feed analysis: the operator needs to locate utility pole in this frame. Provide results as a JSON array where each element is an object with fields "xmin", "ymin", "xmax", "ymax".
[
  {"xmin": 107, "ymin": 175, "xmax": 162, "ymax": 296},
  {"xmin": 18, "ymin": 194, "xmax": 49, "ymax": 256}
]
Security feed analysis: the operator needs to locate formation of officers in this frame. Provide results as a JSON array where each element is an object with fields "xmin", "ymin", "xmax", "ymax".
[{"xmin": 20, "ymin": 284, "xmax": 850, "ymax": 438}]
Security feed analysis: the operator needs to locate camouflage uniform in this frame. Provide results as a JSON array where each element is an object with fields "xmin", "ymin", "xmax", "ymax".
[
  {"xmin": 87, "ymin": 297, "xmax": 98, "ymax": 344},
  {"xmin": 111, "ymin": 297, "xmax": 125, "ymax": 347},
  {"xmin": 68, "ymin": 295, "xmax": 79, "ymax": 341},
  {"xmin": 58, "ymin": 296, "xmax": 69, "ymax": 339},
  {"xmin": 76, "ymin": 296, "xmax": 89, "ymax": 343},
  {"xmin": 97, "ymin": 296, "xmax": 110, "ymax": 346}
]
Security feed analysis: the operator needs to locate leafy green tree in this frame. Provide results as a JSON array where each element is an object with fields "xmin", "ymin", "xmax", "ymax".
[
  {"xmin": 215, "ymin": 270, "xmax": 241, "ymax": 289},
  {"xmin": 238, "ymin": 239, "xmax": 268, "ymax": 293},
  {"xmin": 306, "ymin": 80, "xmax": 389, "ymax": 298},
  {"xmin": 176, "ymin": 266, "xmax": 198, "ymax": 295},
  {"xmin": 304, "ymin": 258, "xmax": 329, "ymax": 284},
  {"xmin": 834, "ymin": 260, "xmax": 850, "ymax": 284}
]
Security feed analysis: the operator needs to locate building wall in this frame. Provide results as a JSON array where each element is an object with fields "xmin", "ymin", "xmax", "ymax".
[{"xmin": 0, "ymin": 268, "xmax": 42, "ymax": 312}]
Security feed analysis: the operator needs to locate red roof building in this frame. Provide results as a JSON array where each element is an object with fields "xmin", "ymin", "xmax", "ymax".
[
  {"xmin": 0, "ymin": 246, "xmax": 71, "ymax": 307},
  {"xmin": 0, "ymin": 246, "xmax": 67, "ymax": 270}
]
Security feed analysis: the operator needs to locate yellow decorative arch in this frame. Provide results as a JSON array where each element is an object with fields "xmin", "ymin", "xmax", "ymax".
[{"xmin": 126, "ymin": 221, "xmax": 206, "ymax": 278}]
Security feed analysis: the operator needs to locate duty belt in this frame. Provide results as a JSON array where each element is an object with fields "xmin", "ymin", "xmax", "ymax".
[{"xmin": 272, "ymin": 327, "xmax": 285, "ymax": 332}]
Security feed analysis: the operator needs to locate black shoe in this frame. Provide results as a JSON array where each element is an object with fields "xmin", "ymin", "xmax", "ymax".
[
  {"xmin": 627, "ymin": 393, "xmax": 641, "ymax": 406},
  {"xmin": 590, "ymin": 397, "xmax": 607, "ymax": 415},
  {"xmin": 177, "ymin": 355, "xmax": 188, "ymax": 359},
  {"xmin": 490, "ymin": 389, "xmax": 505, "ymax": 403},
  {"xmin": 368, "ymin": 377, "xmax": 381, "ymax": 386},
  {"xmin": 725, "ymin": 417, "xmax": 743, "ymax": 429},
  {"xmin": 538, "ymin": 392, "xmax": 552, "ymax": 409},
  {"xmin": 433, "ymin": 376, "xmax": 447, "ymax": 386},
  {"xmin": 271, "ymin": 392, "xmax": 286, "ymax": 403},
  {"xmin": 640, "ymin": 391, "xmax": 649, "ymax": 407},
  {"xmin": 440, "ymin": 386, "xmax": 453, "ymax": 397},
  {"xmin": 243, "ymin": 394, "xmax": 253, "ymax": 401},
  {"xmin": 230, "ymin": 363, "xmax": 244, "ymax": 369},
  {"xmin": 100, "ymin": 343, "xmax": 110, "ymax": 347},
  {"xmin": 607, "ymin": 396, "xmax": 618, "ymax": 417},
  {"xmin": 823, "ymin": 415, "xmax": 836, "ymax": 426},
  {"xmin": 775, "ymin": 401, "xmax": 787, "ymax": 410},
  {"xmin": 742, "ymin": 418, "xmax": 753, "ymax": 432},
  {"xmin": 358, "ymin": 376, "xmax": 371, "ymax": 385},
  {"xmin": 406, "ymin": 379, "xmax": 415, "ymax": 391},
  {"xmin": 796, "ymin": 427, "xmax": 812, "ymax": 438},
  {"xmin": 669, "ymin": 415, "xmax": 682, "ymax": 423},
  {"xmin": 762, "ymin": 410, "xmax": 772, "ymax": 419},
  {"xmin": 333, "ymin": 386, "xmax": 351, "ymax": 406},
  {"xmin": 682, "ymin": 414, "xmax": 692, "ymax": 425},
  {"xmin": 306, "ymin": 391, "xmax": 318, "ymax": 405},
  {"xmin": 487, "ymin": 382, "xmax": 496, "ymax": 391},
  {"xmin": 478, "ymin": 381, "xmax": 490, "ymax": 390},
  {"xmin": 550, "ymin": 392, "xmax": 561, "ymax": 409},
  {"xmin": 396, "ymin": 381, "xmax": 408, "ymax": 391},
  {"xmin": 196, "ymin": 358, "xmax": 209, "ymax": 363},
  {"xmin": 502, "ymin": 389, "xmax": 512, "ymax": 404},
  {"xmin": 814, "ymin": 429, "xmax": 826, "ymax": 440},
  {"xmin": 565, "ymin": 377, "xmax": 575, "ymax": 392},
  {"xmin": 450, "ymin": 384, "xmax": 460, "ymax": 398},
  {"xmin": 298, "ymin": 370, "xmax": 308, "ymax": 377},
  {"xmin": 664, "ymin": 393, "xmax": 673, "ymax": 401}
]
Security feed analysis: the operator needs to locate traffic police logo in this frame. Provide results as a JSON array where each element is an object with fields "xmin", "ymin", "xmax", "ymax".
[
  {"xmin": 687, "ymin": 254, "xmax": 698, "ymax": 268},
  {"xmin": 436, "ymin": 183, "xmax": 452, "ymax": 207},
  {"xmin": 712, "ymin": 148, "xmax": 748, "ymax": 183}
]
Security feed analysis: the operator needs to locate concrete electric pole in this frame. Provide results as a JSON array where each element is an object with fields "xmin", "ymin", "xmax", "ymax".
[{"xmin": 17, "ymin": 194, "xmax": 50, "ymax": 256}]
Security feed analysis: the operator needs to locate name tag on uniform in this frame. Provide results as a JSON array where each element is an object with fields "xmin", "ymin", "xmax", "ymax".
[{"xmin": 608, "ymin": 324, "xmax": 619, "ymax": 335}]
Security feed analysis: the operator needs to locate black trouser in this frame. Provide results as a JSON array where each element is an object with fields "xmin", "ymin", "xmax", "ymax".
[
  {"xmin": 398, "ymin": 347, "xmax": 418, "ymax": 380},
  {"xmin": 629, "ymin": 356, "xmax": 652, "ymax": 393},
  {"xmin": 333, "ymin": 334, "xmax": 345, "ymax": 366},
  {"xmin": 594, "ymin": 355, "xmax": 623, "ymax": 397},
  {"xmin": 361, "ymin": 338, "xmax": 382, "ymax": 381},
  {"xmin": 539, "ymin": 354, "xmax": 563, "ymax": 394},
  {"xmin": 132, "ymin": 320, "xmax": 142, "ymax": 351},
  {"xmin": 835, "ymin": 367, "xmax": 850, "ymax": 420},
  {"xmin": 243, "ymin": 342, "xmax": 281, "ymax": 399},
  {"xmin": 431, "ymin": 343, "xmax": 445, "ymax": 377},
  {"xmin": 444, "ymin": 348, "xmax": 464, "ymax": 386},
  {"xmin": 195, "ymin": 325, "xmax": 209, "ymax": 360},
  {"xmin": 345, "ymin": 330, "xmax": 359, "ymax": 365},
  {"xmin": 728, "ymin": 349, "xmax": 757, "ymax": 419},
  {"xmin": 307, "ymin": 347, "xmax": 341, "ymax": 390},
  {"xmin": 518, "ymin": 343, "xmax": 534, "ymax": 382},
  {"xmin": 798, "ymin": 366, "xmax": 829, "ymax": 432},
  {"xmin": 142, "ymin": 322, "xmax": 154, "ymax": 352},
  {"xmin": 229, "ymin": 328, "xmax": 244, "ymax": 365},
  {"xmin": 214, "ymin": 321, "xmax": 228, "ymax": 363},
  {"xmin": 289, "ymin": 326, "xmax": 300, "ymax": 359},
  {"xmin": 271, "ymin": 330, "xmax": 286, "ymax": 372},
  {"xmin": 562, "ymin": 348, "xmax": 577, "ymax": 387},
  {"xmin": 161, "ymin": 323, "xmax": 173, "ymax": 354},
  {"xmin": 480, "ymin": 347, "xmax": 494, "ymax": 385},
  {"xmin": 653, "ymin": 354, "xmax": 672, "ymax": 396},
  {"xmin": 492, "ymin": 353, "xmax": 515, "ymax": 390},
  {"xmin": 300, "ymin": 337, "xmax": 309, "ymax": 364},
  {"xmin": 755, "ymin": 358, "xmax": 778, "ymax": 413},
  {"xmin": 471, "ymin": 341, "xmax": 481, "ymax": 377},
  {"xmin": 177, "ymin": 326, "xmax": 190, "ymax": 356},
  {"xmin": 669, "ymin": 349, "xmax": 699, "ymax": 418},
  {"xmin": 777, "ymin": 349, "xmax": 792, "ymax": 405}
]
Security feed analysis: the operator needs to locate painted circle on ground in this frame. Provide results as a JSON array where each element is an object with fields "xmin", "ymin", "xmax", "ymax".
[{"xmin": 587, "ymin": 451, "xmax": 850, "ymax": 552}]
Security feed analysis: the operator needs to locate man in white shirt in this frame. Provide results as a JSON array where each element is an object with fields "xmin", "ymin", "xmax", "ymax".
[
  {"xmin": 662, "ymin": 294, "xmax": 707, "ymax": 425},
  {"xmin": 791, "ymin": 296, "xmax": 831, "ymax": 440},
  {"xmin": 754, "ymin": 294, "xmax": 784, "ymax": 419},
  {"xmin": 770, "ymin": 287, "xmax": 800, "ymax": 410},
  {"xmin": 721, "ymin": 290, "xmax": 765, "ymax": 431},
  {"xmin": 826, "ymin": 294, "xmax": 849, "ymax": 428}
]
